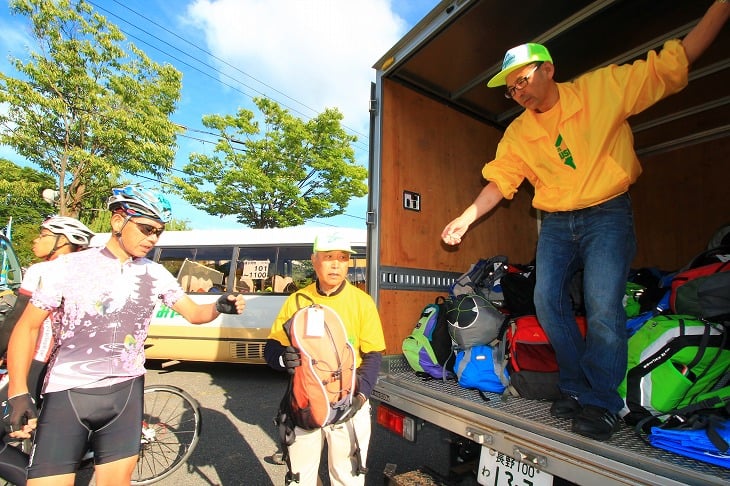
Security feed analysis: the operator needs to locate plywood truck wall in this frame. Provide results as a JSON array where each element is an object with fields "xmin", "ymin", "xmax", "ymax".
[
  {"xmin": 377, "ymin": 79, "xmax": 538, "ymax": 354},
  {"xmin": 632, "ymin": 142, "xmax": 728, "ymax": 270},
  {"xmin": 375, "ymin": 79, "xmax": 727, "ymax": 355}
]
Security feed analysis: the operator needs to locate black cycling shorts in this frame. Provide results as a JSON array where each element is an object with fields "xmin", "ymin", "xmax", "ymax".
[{"xmin": 27, "ymin": 376, "xmax": 144, "ymax": 479}]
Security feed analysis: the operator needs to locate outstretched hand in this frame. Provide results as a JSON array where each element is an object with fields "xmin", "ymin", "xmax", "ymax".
[
  {"xmin": 441, "ymin": 218, "xmax": 468, "ymax": 246},
  {"xmin": 215, "ymin": 293, "xmax": 246, "ymax": 314}
]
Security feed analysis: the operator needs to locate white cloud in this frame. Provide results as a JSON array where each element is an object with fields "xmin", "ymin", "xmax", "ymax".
[{"xmin": 182, "ymin": 0, "xmax": 406, "ymax": 137}]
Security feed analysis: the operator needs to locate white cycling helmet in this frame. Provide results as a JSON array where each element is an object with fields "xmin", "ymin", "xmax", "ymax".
[
  {"xmin": 107, "ymin": 185, "xmax": 172, "ymax": 223},
  {"xmin": 41, "ymin": 216, "xmax": 95, "ymax": 246}
]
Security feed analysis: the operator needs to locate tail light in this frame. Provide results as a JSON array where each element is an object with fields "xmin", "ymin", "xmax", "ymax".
[{"xmin": 376, "ymin": 403, "xmax": 416, "ymax": 441}]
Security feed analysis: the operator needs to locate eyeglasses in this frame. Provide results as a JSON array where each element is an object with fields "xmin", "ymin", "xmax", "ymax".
[
  {"xmin": 36, "ymin": 233, "xmax": 57, "ymax": 239},
  {"xmin": 319, "ymin": 253, "xmax": 350, "ymax": 262},
  {"xmin": 129, "ymin": 219, "xmax": 165, "ymax": 238},
  {"xmin": 504, "ymin": 62, "xmax": 543, "ymax": 99}
]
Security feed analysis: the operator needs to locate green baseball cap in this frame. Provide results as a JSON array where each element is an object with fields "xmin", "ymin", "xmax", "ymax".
[
  {"xmin": 313, "ymin": 231, "xmax": 356, "ymax": 254},
  {"xmin": 487, "ymin": 43, "xmax": 553, "ymax": 88}
]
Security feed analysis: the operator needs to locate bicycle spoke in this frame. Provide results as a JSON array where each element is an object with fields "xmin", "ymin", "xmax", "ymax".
[{"xmin": 131, "ymin": 385, "xmax": 201, "ymax": 485}]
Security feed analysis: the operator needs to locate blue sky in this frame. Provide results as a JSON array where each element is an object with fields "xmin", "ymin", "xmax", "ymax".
[{"xmin": 0, "ymin": 0, "xmax": 439, "ymax": 229}]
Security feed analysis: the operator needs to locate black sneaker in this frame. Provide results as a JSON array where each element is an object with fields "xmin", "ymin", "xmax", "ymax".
[
  {"xmin": 572, "ymin": 405, "xmax": 620, "ymax": 441},
  {"xmin": 550, "ymin": 395, "xmax": 582, "ymax": 419}
]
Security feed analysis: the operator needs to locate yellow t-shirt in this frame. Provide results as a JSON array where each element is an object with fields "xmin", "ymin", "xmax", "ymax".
[
  {"xmin": 482, "ymin": 39, "xmax": 689, "ymax": 212},
  {"xmin": 268, "ymin": 282, "xmax": 386, "ymax": 367}
]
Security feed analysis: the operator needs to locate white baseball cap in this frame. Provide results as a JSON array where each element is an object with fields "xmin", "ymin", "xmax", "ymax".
[{"xmin": 313, "ymin": 232, "xmax": 356, "ymax": 254}]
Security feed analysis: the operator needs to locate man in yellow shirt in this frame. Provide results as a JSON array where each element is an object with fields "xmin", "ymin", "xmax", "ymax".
[
  {"xmin": 265, "ymin": 231, "xmax": 385, "ymax": 485},
  {"xmin": 442, "ymin": 1, "xmax": 729, "ymax": 441}
]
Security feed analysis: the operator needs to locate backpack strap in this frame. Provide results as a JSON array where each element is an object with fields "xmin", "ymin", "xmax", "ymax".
[
  {"xmin": 494, "ymin": 321, "xmax": 519, "ymax": 398},
  {"xmin": 277, "ymin": 292, "xmax": 317, "ymax": 484},
  {"xmin": 492, "ymin": 323, "xmax": 512, "ymax": 391},
  {"xmin": 294, "ymin": 292, "xmax": 315, "ymax": 310},
  {"xmin": 676, "ymin": 320, "xmax": 727, "ymax": 405},
  {"xmin": 275, "ymin": 382, "xmax": 300, "ymax": 484},
  {"xmin": 345, "ymin": 415, "xmax": 369, "ymax": 476}
]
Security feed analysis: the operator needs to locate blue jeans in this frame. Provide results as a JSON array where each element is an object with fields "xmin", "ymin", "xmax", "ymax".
[{"xmin": 534, "ymin": 194, "xmax": 636, "ymax": 413}]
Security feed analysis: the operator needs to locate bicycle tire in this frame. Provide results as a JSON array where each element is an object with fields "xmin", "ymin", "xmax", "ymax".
[{"xmin": 131, "ymin": 384, "xmax": 202, "ymax": 485}]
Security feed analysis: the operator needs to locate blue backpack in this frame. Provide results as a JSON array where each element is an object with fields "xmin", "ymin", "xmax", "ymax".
[
  {"xmin": 454, "ymin": 345, "xmax": 508, "ymax": 393},
  {"xmin": 402, "ymin": 297, "xmax": 455, "ymax": 379}
]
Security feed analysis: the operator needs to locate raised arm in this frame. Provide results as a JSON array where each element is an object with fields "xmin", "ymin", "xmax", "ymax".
[{"xmin": 682, "ymin": 0, "xmax": 730, "ymax": 64}]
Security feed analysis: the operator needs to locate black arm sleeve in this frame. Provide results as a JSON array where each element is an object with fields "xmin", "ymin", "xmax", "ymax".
[
  {"xmin": 355, "ymin": 351, "xmax": 383, "ymax": 399},
  {"xmin": 0, "ymin": 293, "xmax": 29, "ymax": 358},
  {"xmin": 264, "ymin": 338, "xmax": 287, "ymax": 372}
]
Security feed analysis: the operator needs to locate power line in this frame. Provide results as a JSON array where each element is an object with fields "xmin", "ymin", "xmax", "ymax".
[
  {"xmin": 22, "ymin": 1, "xmax": 369, "ymax": 224},
  {"xmin": 87, "ymin": 0, "xmax": 370, "ymax": 153},
  {"xmin": 107, "ymin": 0, "xmax": 322, "ymax": 119}
]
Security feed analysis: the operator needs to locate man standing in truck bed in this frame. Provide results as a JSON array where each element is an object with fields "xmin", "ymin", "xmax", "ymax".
[{"xmin": 441, "ymin": 1, "xmax": 729, "ymax": 441}]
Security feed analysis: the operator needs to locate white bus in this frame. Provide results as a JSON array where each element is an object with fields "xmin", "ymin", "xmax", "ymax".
[{"xmin": 91, "ymin": 227, "xmax": 367, "ymax": 364}]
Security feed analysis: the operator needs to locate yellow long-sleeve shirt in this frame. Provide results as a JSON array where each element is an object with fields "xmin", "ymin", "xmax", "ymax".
[
  {"xmin": 482, "ymin": 40, "xmax": 689, "ymax": 212},
  {"xmin": 268, "ymin": 282, "xmax": 385, "ymax": 368}
]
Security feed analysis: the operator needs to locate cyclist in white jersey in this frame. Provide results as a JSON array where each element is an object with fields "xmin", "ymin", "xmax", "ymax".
[
  {"xmin": 0, "ymin": 216, "xmax": 94, "ymax": 486},
  {"xmin": 3, "ymin": 186, "xmax": 246, "ymax": 486}
]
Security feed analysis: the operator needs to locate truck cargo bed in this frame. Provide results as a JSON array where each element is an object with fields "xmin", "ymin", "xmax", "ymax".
[{"xmin": 373, "ymin": 355, "xmax": 729, "ymax": 486}]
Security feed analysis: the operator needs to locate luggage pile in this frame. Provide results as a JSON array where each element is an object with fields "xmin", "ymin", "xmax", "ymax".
[
  {"xmin": 618, "ymin": 244, "xmax": 730, "ymax": 468},
  {"xmin": 400, "ymin": 232, "xmax": 730, "ymax": 466}
]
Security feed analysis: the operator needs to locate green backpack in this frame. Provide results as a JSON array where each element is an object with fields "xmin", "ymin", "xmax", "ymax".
[
  {"xmin": 619, "ymin": 315, "xmax": 730, "ymax": 426},
  {"xmin": 402, "ymin": 298, "xmax": 455, "ymax": 380}
]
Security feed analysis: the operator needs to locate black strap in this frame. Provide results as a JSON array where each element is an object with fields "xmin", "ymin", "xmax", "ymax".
[
  {"xmin": 276, "ymin": 381, "xmax": 300, "ymax": 484},
  {"xmin": 294, "ymin": 292, "xmax": 315, "ymax": 310},
  {"xmin": 677, "ymin": 320, "xmax": 726, "ymax": 405}
]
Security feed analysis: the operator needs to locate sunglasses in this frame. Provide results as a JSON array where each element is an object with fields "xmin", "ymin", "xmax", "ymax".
[{"xmin": 129, "ymin": 219, "xmax": 165, "ymax": 238}]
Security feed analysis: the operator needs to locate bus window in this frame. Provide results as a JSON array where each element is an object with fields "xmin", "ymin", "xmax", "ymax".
[
  {"xmin": 156, "ymin": 246, "xmax": 234, "ymax": 293},
  {"xmin": 236, "ymin": 245, "xmax": 313, "ymax": 293},
  {"xmin": 134, "ymin": 227, "xmax": 367, "ymax": 365}
]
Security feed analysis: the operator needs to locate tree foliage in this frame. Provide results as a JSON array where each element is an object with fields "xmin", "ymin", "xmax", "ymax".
[
  {"xmin": 172, "ymin": 97, "xmax": 367, "ymax": 228},
  {"xmin": 0, "ymin": 159, "xmax": 56, "ymax": 225},
  {"xmin": 0, "ymin": 158, "xmax": 189, "ymax": 265},
  {"xmin": 0, "ymin": 0, "xmax": 182, "ymax": 218},
  {"xmin": 0, "ymin": 159, "xmax": 55, "ymax": 265}
]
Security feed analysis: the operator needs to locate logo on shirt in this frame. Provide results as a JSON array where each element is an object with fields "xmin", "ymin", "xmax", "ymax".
[{"xmin": 555, "ymin": 134, "xmax": 575, "ymax": 169}]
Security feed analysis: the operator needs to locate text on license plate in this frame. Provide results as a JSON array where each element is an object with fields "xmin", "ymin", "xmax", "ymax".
[{"xmin": 477, "ymin": 446, "xmax": 554, "ymax": 486}]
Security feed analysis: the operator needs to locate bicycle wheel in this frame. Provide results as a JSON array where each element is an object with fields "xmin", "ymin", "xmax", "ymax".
[{"xmin": 131, "ymin": 385, "xmax": 202, "ymax": 485}]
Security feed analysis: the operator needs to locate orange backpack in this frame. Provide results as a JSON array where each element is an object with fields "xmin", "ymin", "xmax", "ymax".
[{"xmin": 283, "ymin": 302, "xmax": 356, "ymax": 429}]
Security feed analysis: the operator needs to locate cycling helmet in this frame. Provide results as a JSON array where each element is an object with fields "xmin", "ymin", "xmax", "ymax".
[
  {"xmin": 41, "ymin": 216, "xmax": 95, "ymax": 246},
  {"xmin": 107, "ymin": 185, "xmax": 172, "ymax": 223}
]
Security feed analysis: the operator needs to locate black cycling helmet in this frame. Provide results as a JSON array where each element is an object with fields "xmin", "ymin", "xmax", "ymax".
[{"xmin": 107, "ymin": 185, "xmax": 172, "ymax": 223}]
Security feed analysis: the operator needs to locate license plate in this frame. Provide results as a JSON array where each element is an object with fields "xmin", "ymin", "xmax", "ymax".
[{"xmin": 477, "ymin": 446, "xmax": 554, "ymax": 486}]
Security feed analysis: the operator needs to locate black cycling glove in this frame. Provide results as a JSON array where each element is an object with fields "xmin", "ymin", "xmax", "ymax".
[
  {"xmin": 2, "ymin": 393, "xmax": 37, "ymax": 434},
  {"xmin": 339, "ymin": 392, "xmax": 367, "ymax": 423},
  {"xmin": 215, "ymin": 293, "xmax": 241, "ymax": 314},
  {"xmin": 282, "ymin": 346, "xmax": 301, "ymax": 375}
]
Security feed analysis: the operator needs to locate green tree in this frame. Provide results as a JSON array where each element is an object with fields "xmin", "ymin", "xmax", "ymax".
[
  {"xmin": 0, "ymin": 159, "xmax": 188, "ymax": 264},
  {"xmin": 0, "ymin": 159, "xmax": 56, "ymax": 265},
  {"xmin": 0, "ymin": 0, "xmax": 182, "ymax": 218},
  {"xmin": 0, "ymin": 159, "xmax": 56, "ymax": 225},
  {"xmin": 173, "ymin": 97, "xmax": 367, "ymax": 228}
]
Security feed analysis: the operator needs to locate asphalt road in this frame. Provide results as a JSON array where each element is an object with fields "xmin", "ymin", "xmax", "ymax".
[{"xmin": 73, "ymin": 360, "xmax": 451, "ymax": 486}]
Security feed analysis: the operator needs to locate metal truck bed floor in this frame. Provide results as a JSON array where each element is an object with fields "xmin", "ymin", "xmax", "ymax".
[{"xmin": 376, "ymin": 355, "xmax": 729, "ymax": 485}]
